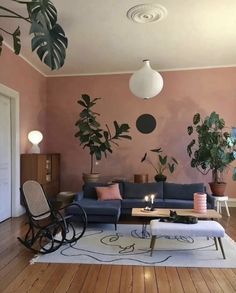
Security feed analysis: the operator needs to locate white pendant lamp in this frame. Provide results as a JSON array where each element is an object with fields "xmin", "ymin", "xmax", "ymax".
[{"xmin": 129, "ymin": 60, "xmax": 163, "ymax": 99}]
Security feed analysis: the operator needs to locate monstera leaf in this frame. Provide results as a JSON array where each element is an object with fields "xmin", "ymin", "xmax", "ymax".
[
  {"xmin": 0, "ymin": 34, "xmax": 3, "ymax": 55},
  {"xmin": 30, "ymin": 14, "xmax": 67, "ymax": 70},
  {"xmin": 27, "ymin": 0, "xmax": 57, "ymax": 27},
  {"xmin": 0, "ymin": 0, "xmax": 67, "ymax": 70},
  {"xmin": 12, "ymin": 26, "xmax": 21, "ymax": 54}
]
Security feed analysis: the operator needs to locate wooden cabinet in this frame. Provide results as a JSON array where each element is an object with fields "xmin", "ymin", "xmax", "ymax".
[{"xmin": 21, "ymin": 154, "xmax": 60, "ymax": 198}]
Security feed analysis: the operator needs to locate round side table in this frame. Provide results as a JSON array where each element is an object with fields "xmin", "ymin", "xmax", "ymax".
[{"xmin": 215, "ymin": 196, "xmax": 230, "ymax": 217}]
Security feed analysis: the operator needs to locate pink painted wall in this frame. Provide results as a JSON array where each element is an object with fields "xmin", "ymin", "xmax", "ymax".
[
  {"xmin": 0, "ymin": 45, "xmax": 47, "ymax": 153},
  {"xmin": 46, "ymin": 69, "xmax": 236, "ymax": 197}
]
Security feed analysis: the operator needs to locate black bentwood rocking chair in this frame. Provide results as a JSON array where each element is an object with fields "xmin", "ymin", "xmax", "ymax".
[{"xmin": 18, "ymin": 180, "xmax": 87, "ymax": 254}]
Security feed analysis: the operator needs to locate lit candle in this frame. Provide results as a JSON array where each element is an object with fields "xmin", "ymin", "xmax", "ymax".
[
  {"xmin": 144, "ymin": 195, "xmax": 149, "ymax": 202},
  {"xmin": 150, "ymin": 194, "xmax": 155, "ymax": 204}
]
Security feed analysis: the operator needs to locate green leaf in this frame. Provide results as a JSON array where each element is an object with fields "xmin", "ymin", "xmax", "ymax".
[
  {"xmin": 12, "ymin": 26, "xmax": 21, "ymax": 55},
  {"xmin": 187, "ymin": 139, "xmax": 195, "ymax": 156},
  {"xmin": 94, "ymin": 148, "xmax": 102, "ymax": 160},
  {"xmin": 141, "ymin": 153, "xmax": 147, "ymax": 163},
  {"xmin": 113, "ymin": 121, "xmax": 119, "ymax": 133},
  {"xmin": 0, "ymin": 33, "xmax": 3, "ymax": 55},
  {"xmin": 233, "ymin": 167, "xmax": 236, "ymax": 181},
  {"xmin": 187, "ymin": 126, "xmax": 193, "ymax": 135},
  {"xmin": 159, "ymin": 155, "xmax": 167, "ymax": 165},
  {"xmin": 78, "ymin": 100, "xmax": 87, "ymax": 108},
  {"xmin": 119, "ymin": 123, "xmax": 130, "ymax": 132},
  {"xmin": 168, "ymin": 163, "xmax": 175, "ymax": 173},
  {"xmin": 103, "ymin": 131, "xmax": 109, "ymax": 141},
  {"xmin": 27, "ymin": 0, "xmax": 57, "ymax": 28},
  {"xmin": 151, "ymin": 148, "xmax": 162, "ymax": 153},
  {"xmin": 81, "ymin": 94, "xmax": 91, "ymax": 106},
  {"xmin": 30, "ymin": 15, "xmax": 67, "ymax": 70},
  {"xmin": 118, "ymin": 135, "xmax": 132, "ymax": 140},
  {"xmin": 193, "ymin": 113, "xmax": 200, "ymax": 125},
  {"xmin": 171, "ymin": 157, "xmax": 178, "ymax": 164}
]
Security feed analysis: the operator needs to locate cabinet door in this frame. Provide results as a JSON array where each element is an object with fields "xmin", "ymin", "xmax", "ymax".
[
  {"xmin": 51, "ymin": 154, "xmax": 60, "ymax": 182},
  {"xmin": 37, "ymin": 154, "xmax": 48, "ymax": 184},
  {"xmin": 21, "ymin": 154, "xmax": 38, "ymax": 183}
]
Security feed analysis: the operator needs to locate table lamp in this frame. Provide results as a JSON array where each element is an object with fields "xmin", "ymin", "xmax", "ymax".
[{"xmin": 28, "ymin": 130, "xmax": 43, "ymax": 153}]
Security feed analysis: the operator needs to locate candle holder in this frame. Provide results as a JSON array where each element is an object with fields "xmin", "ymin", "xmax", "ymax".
[{"xmin": 144, "ymin": 194, "xmax": 155, "ymax": 211}]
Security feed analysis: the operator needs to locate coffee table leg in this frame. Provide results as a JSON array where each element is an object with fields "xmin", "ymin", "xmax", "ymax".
[{"xmin": 141, "ymin": 219, "xmax": 150, "ymax": 238}]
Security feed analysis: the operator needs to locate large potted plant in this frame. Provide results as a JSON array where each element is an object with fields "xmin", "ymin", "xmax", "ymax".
[
  {"xmin": 141, "ymin": 147, "xmax": 178, "ymax": 182},
  {"xmin": 187, "ymin": 111, "xmax": 236, "ymax": 196},
  {"xmin": 75, "ymin": 94, "xmax": 132, "ymax": 182}
]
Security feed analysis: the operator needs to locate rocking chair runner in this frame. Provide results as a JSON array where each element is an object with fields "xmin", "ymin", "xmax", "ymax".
[{"xmin": 18, "ymin": 180, "xmax": 87, "ymax": 254}]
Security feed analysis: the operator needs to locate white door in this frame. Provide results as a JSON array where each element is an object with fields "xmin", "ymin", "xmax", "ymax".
[{"xmin": 0, "ymin": 94, "xmax": 11, "ymax": 222}]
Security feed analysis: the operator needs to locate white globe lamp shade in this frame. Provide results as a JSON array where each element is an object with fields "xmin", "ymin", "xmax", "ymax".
[
  {"xmin": 28, "ymin": 130, "xmax": 43, "ymax": 154},
  {"xmin": 129, "ymin": 60, "xmax": 163, "ymax": 99}
]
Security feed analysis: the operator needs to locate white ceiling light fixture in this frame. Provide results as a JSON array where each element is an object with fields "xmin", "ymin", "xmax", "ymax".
[
  {"xmin": 127, "ymin": 3, "xmax": 167, "ymax": 24},
  {"xmin": 129, "ymin": 59, "xmax": 164, "ymax": 99},
  {"xmin": 127, "ymin": 4, "xmax": 166, "ymax": 99}
]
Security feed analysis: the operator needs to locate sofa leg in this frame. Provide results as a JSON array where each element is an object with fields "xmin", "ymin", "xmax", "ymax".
[{"xmin": 114, "ymin": 223, "xmax": 117, "ymax": 231}]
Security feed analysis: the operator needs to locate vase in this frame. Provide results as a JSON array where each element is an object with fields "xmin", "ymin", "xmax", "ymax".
[
  {"xmin": 209, "ymin": 182, "xmax": 226, "ymax": 197},
  {"xmin": 154, "ymin": 174, "xmax": 167, "ymax": 182},
  {"xmin": 82, "ymin": 173, "xmax": 100, "ymax": 183}
]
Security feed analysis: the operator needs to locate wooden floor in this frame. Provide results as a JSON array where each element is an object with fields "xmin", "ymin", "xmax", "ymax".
[{"xmin": 0, "ymin": 209, "xmax": 236, "ymax": 293}]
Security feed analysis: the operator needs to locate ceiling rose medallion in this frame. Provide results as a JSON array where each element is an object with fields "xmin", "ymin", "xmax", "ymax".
[{"xmin": 126, "ymin": 3, "xmax": 167, "ymax": 24}]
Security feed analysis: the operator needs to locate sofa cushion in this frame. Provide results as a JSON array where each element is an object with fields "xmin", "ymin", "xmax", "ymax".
[
  {"xmin": 96, "ymin": 184, "xmax": 122, "ymax": 201},
  {"xmin": 123, "ymin": 182, "xmax": 163, "ymax": 199},
  {"xmin": 83, "ymin": 182, "xmax": 124, "ymax": 199},
  {"xmin": 72, "ymin": 198, "xmax": 121, "ymax": 216},
  {"xmin": 163, "ymin": 182, "xmax": 205, "ymax": 200}
]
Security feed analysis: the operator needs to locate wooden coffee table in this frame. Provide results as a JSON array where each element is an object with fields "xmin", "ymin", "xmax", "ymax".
[
  {"xmin": 131, "ymin": 208, "xmax": 221, "ymax": 238},
  {"xmin": 132, "ymin": 208, "xmax": 222, "ymax": 219}
]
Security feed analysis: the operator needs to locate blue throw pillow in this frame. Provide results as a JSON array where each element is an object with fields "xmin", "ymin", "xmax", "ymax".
[
  {"xmin": 163, "ymin": 182, "xmax": 205, "ymax": 200},
  {"xmin": 123, "ymin": 182, "xmax": 163, "ymax": 199}
]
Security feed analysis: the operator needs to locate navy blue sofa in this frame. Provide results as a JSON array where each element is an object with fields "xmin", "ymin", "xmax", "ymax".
[{"xmin": 68, "ymin": 181, "xmax": 216, "ymax": 229}]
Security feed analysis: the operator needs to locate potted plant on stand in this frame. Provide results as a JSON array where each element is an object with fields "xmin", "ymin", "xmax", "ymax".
[
  {"xmin": 75, "ymin": 94, "xmax": 132, "ymax": 182},
  {"xmin": 187, "ymin": 111, "xmax": 236, "ymax": 196},
  {"xmin": 141, "ymin": 147, "xmax": 178, "ymax": 182}
]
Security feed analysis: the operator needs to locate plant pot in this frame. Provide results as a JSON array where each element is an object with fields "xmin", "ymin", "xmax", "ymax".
[
  {"xmin": 209, "ymin": 182, "xmax": 226, "ymax": 197},
  {"xmin": 154, "ymin": 174, "xmax": 167, "ymax": 182},
  {"xmin": 82, "ymin": 173, "xmax": 100, "ymax": 183}
]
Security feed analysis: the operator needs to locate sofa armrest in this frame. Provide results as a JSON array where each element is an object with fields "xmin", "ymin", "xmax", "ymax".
[
  {"xmin": 74, "ymin": 191, "xmax": 84, "ymax": 201},
  {"xmin": 207, "ymin": 193, "xmax": 216, "ymax": 209}
]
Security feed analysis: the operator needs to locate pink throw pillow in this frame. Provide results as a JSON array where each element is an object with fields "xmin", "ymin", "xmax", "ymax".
[{"xmin": 96, "ymin": 184, "xmax": 122, "ymax": 201}]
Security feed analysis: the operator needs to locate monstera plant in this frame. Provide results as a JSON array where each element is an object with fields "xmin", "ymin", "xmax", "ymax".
[
  {"xmin": 75, "ymin": 94, "xmax": 132, "ymax": 182},
  {"xmin": 0, "ymin": 0, "xmax": 67, "ymax": 70},
  {"xmin": 187, "ymin": 111, "xmax": 236, "ymax": 196}
]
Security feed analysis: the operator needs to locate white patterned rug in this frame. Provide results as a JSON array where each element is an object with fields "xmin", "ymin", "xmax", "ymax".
[{"xmin": 32, "ymin": 224, "xmax": 236, "ymax": 268}]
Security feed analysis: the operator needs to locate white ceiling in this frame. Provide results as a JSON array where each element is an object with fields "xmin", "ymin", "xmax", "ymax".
[{"xmin": 1, "ymin": 0, "xmax": 236, "ymax": 76}]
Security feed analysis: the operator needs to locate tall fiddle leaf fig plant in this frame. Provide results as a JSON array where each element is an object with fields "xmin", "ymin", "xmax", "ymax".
[
  {"xmin": 75, "ymin": 94, "xmax": 132, "ymax": 174},
  {"xmin": 0, "ymin": 0, "xmax": 67, "ymax": 70},
  {"xmin": 187, "ymin": 111, "xmax": 236, "ymax": 195}
]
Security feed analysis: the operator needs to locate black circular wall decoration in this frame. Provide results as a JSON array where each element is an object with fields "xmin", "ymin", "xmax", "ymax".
[{"xmin": 136, "ymin": 114, "xmax": 157, "ymax": 134}]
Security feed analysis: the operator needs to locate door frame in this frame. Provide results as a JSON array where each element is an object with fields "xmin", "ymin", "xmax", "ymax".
[{"xmin": 0, "ymin": 83, "xmax": 24, "ymax": 217}]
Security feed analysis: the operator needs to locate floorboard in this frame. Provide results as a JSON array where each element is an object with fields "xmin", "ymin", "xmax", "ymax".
[{"xmin": 0, "ymin": 208, "xmax": 235, "ymax": 292}]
